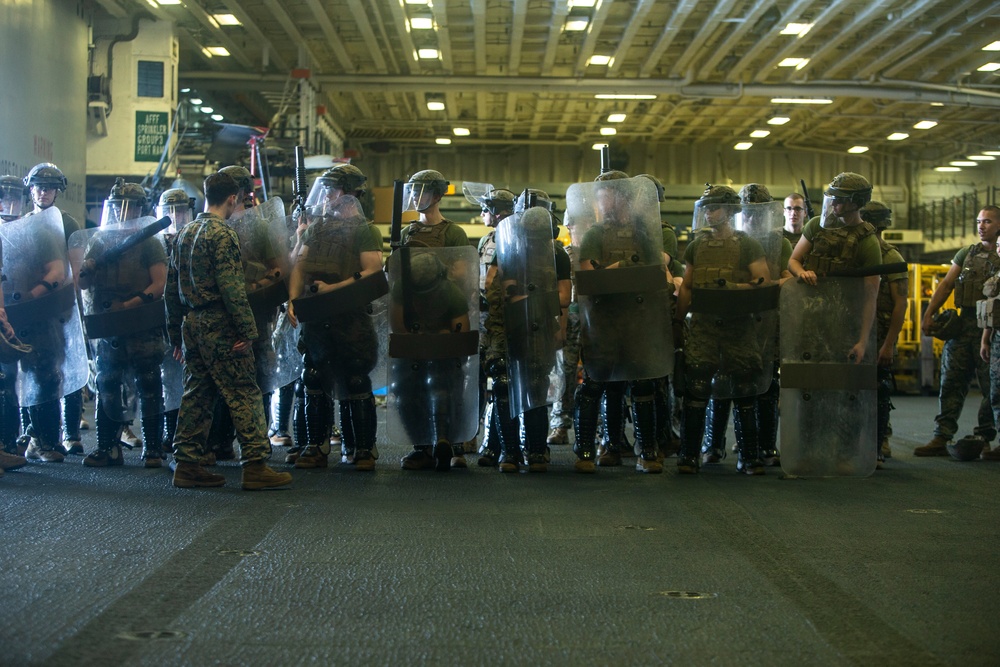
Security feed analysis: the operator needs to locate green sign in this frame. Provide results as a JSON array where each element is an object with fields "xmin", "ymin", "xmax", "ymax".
[{"xmin": 135, "ymin": 111, "xmax": 169, "ymax": 162}]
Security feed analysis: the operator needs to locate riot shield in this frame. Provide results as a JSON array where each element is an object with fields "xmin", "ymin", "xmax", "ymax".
[
  {"xmin": 227, "ymin": 197, "xmax": 300, "ymax": 394},
  {"xmin": 686, "ymin": 200, "xmax": 782, "ymax": 399},
  {"xmin": 496, "ymin": 206, "xmax": 561, "ymax": 415},
  {"xmin": 290, "ymin": 195, "xmax": 387, "ymax": 401},
  {"xmin": 0, "ymin": 207, "xmax": 88, "ymax": 406},
  {"xmin": 70, "ymin": 218, "xmax": 168, "ymax": 420},
  {"xmin": 779, "ymin": 277, "xmax": 877, "ymax": 477},
  {"xmin": 161, "ymin": 349, "xmax": 183, "ymax": 413},
  {"xmin": 386, "ymin": 245, "xmax": 479, "ymax": 447},
  {"xmin": 565, "ymin": 176, "xmax": 673, "ymax": 381}
]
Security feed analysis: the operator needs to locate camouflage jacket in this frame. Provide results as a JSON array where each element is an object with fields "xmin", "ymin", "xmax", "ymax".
[{"xmin": 165, "ymin": 212, "xmax": 258, "ymax": 346}]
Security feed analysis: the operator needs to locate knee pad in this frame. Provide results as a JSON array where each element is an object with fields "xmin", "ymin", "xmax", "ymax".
[
  {"xmin": 302, "ymin": 366, "xmax": 325, "ymax": 392},
  {"xmin": 576, "ymin": 376, "xmax": 602, "ymax": 402},
  {"xmin": 685, "ymin": 363, "xmax": 714, "ymax": 402},
  {"xmin": 346, "ymin": 373, "xmax": 372, "ymax": 398}
]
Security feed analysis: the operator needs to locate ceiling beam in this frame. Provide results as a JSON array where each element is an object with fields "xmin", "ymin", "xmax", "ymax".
[
  {"xmin": 178, "ymin": 0, "xmax": 255, "ymax": 71},
  {"xmin": 572, "ymin": 0, "xmax": 614, "ymax": 76},
  {"xmin": 259, "ymin": 0, "xmax": 324, "ymax": 73},
  {"xmin": 668, "ymin": 0, "xmax": 740, "ymax": 79},
  {"xmin": 470, "ymin": 0, "xmax": 487, "ymax": 76},
  {"xmin": 508, "ymin": 0, "xmax": 528, "ymax": 75},
  {"xmin": 638, "ymin": 0, "xmax": 699, "ymax": 78},
  {"xmin": 302, "ymin": 0, "xmax": 355, "ymax": 72},
  {"xmin": 217, "ymin": 0, "xmax": 289, "ymax": 72},
  {"xmin": 607, "ymin": 0, "xmax": 658, "ymax": 76},
  {"xmin": 540, "ymin": 1, "xmax": 570, "ymax": 76}
]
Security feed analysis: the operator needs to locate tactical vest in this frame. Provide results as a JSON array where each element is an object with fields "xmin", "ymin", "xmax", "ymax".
[
  {"xmin": 977, "ymin": 275, "xmax": 1000, "ymax": 328},
  {"xmin": 875, "ymin": 237, "xmax": 900, "ymax": 345},
  {"xmin": 954, "ymin": 243, "xmax": 1000, "ymax": 309},
  {"xmin": 805, "ymin": 222, "xmax": 875, "ymax": 276},
  {"xmin": 404, "ymin": 279, "xmax": 456, "ymax": 333},
  {"xmin": 599, "ymin": 223, "xmax": 642, "ymax": 267},
  {"xmin": 478, "ymin": 229, "xmax": 497, "ymax": 293},
  {"xmin": 405, "ymin": 219, "xmax": 454, "ymax": 248},
  {"xmin": 691, "ymin": 233, "xmax": 750, "ymax": 288},
  {"xmin": 90, "ymin": 234, "xmax": 151, "ymax": 306},
  {"xmin": 301, "ymin": 219, "xmax": 363, "ymax": 284}
]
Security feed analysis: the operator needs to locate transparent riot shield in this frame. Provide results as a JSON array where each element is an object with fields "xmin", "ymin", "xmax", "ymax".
[
  {"xmin": 496, "ymin": 206, "xmax": 560, "ymax": 415},
  {"xmin": 386, "ymin": 245, "xmax": 479, "ymax": 447},
  {"xmin": 0, "ymin": 207, "xmax": 88, "ymax": 406},
  {"xmin": 290, "ymin": 195, "xmax": 387, "ymax": 401},
  {"xmin": 565, "ymin": 176, "xmax": 673, "ymax": 381},
  {"xmin": 686, "ymin": 200, "xmax": 782, "ymax": 399},
  {"xmin": 70, "ymin": 218, "xmax": 169, "ymax": 420},
  {"xmin": 161, "ymin": 348, "xmax": 183, "ymax": 413},
  {"xmin": 780, "ymin": 277, "xmax": 877, "ymax": 477},
  {"xmin": 227, "ymin": 197, "xmax": 301, "ymax": 394}
]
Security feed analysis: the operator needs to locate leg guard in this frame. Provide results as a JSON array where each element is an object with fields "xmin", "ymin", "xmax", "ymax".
[
  {"xmin": 733, "ymin": 398, "xmax": 763, "ymax": 475},
  {"xmin": 62, "ymin": 388, "xmax": 83, "ymax": 441},
  {"xmin": 292, "ymin": 380, "xmax": 307, "ymax": 449},
  {"xmin": 95, "ymin": 395, "xmax": 124, "ymax": 451},
  {"xmin": 601, "ymin": 381, "xmax": 627, "ymax": 454},
  {"xmin": 163, "ymin": 409, "xmax": 178, "ymax": 453},
  {"xmin": 492, "ymin": 380, "xmax": 523, "ymax": 472},
  {"xmin": 522, "ymin": 406, "xmax": 549, "ymax": 468},
  {"xmin": 573, "ymin": 377, "xmax": 601, "ymax": 463},
  {"xmin": 631, "ymin": 385, "xmax": 658, "ymax": 461},
  {"xmin": 679, "ymin": 399, "xmax": 707, "ymax": 473},
  {"xmin": 347, "ymin": 396, "xmax": 377, "ymax": 469},
  {"xmin": 701, "ymin": 397, "xmax": 731, "ymax": 463},
  {"xmin": 758, "ymin": 370, "xmax": 780, "ymax": 465},
  {"xmin": 339, "ymin": 400, "xmax": 355, "ymax": 461},
  {"xmin": 304, "ymin": 389, "xmax": 331, "ymax": 451},
  {"xmin": 478, "ymin": 399, "xmax": 500, "ymax": 466},
  {"xmin": 272, "ymin": 382, "xmax": 295, "ymax": 436}
]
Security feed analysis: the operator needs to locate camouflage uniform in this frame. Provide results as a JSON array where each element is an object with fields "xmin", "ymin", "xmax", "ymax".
[
  {"xmin": 874, "ymin": 237, "xmax": 907, "ymax": 457},
  {"xmin": 165, "ymin": 212, "xmax": 270, "ymax": 465},
  {"xmin": 934, "ymin": 244, "xmax": 999, "ymax": 442}
]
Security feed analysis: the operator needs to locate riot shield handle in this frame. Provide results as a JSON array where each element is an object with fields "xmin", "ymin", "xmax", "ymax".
[
  {"xmin": 389, "ymin": 180, "xmax": 417, "ymax": 332},
  {"xmin": 800, "ymin": 179, "xmax": 816, "ymax": 219},
  {"xmin": 292, "ymin": 146, "xmax": 307, "ymax": 217},
  {"xmin": 78, "ymin": 216, "xmax": 171, "ymax": 280},
  {"xmin": 390, "ymin": 180, "xmax": 404, "ymax": 249},
  {"xmin": 600, "ymin": 145, "xmax": 611, "ymax": 175}
]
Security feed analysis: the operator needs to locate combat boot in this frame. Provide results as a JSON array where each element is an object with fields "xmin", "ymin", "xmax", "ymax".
[
  {"xmin": 477, "ymin": 402, "xmax": 500, "ymax": 467},
  {"xmin": 432, "ymin": 439, "xmax": 453, "ymax": 472},
  {"xmin": 172, "ymin": 461, "xmax": 225, "ymax": 488},
  {"xmin": 347, "ymin": 397, "xmax": 377, "ymax": 472},
  {"xmin": 63, "ymin": 439, "xmax": 84, "ymax": 456},
  {"xmin": 241, "ymin": 461, "xmax": 293, "ymax": 490},
  {"xmin": 295, "ymin": 443, "xmax": 330, "ymax": 469},
  {"xmin": 546, "ymin": 426, "xmax": 569, "ymax": 445},
  {"xmin": 84, "ymin": 444, "xmax": 124, "ymax": 467},
  {"xmin": 140, "ymin": 415, "xmax": 164, "ymax": 468},
  {"xmin": 597, "ymin": 444, "xmax": 622, "ymax": 467},
  {"xmin": 678, "ymin": 400, "xmax": 707, "ymax": 474},
  {"xmin": 733, "ymin": 401, "xmax": 764, "ymax": 476},
  {"xmin": 25, "ymin": 438, "xmax": 64, "ymax": 463},
  {"xmin": 401, "ymin": 446, "xmax": 436, "ymax": 470},
  {"xmin": 757, "ymin": 392, "xmax": 780, "ymax": 466},
  {"xmin": 701, "ymin": 398, "xmax": 729, "ymax": 464},
  {"xmin": 120, "ymin": 425, "xmax": 141, "ymax": 449},
  {"xmin": 573, "ymin": 382, "xmax": 600, "ymax": 473},
  {"xmin": 0, "ymin": 450, "xmax": 28, "ymax": 471},
  {"xmin": 632, "ymin": 393, "xmax": 662, "ymax": 474},
  {"xmin": 87, "ymin": 399, "xmax": 124, "ymax": 467},
  {"xmin": 493, "ymin": 391, "xmax": 523, "ymax": 473},
  {"xmin": 915, "ymin": 436, "xmax": 949, "ymax": 457}
]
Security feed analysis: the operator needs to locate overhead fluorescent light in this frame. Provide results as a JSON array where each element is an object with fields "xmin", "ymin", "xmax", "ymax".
[
  {"xmin": 145, "ymin": 0, "xmax": 159, "ymax": 8},
  {"xmin": 435, "ymin": 137, "xmax": 452, "ymax": 145},
  {"xmin": 189, "ymin": 98, "xmax": 203, "ymax": 105},
  {"xmin": 594, "ymin": 94, "xmax": 656, "ymax": 100},
  {"xmin": 211, "ymin": 114, "xmax": 224, "ymax": 121},
  {"xmin": 749, "ymin": 130, "xmax": 770, "ymax": 138},
  {"xmin": 950, "ymin": 161, "xmax": 977, "ymax": 166},
  {"xmin": 592, "ymin": 143, "xmax": 608, "ymax": 150},
  {"xmin": 180, "ymin": 87, "xmax": 191, "ymax": 93},
  {"xmin": 607, "ymin": 113, "xmax": 627, "ymax": 123},
  {"xmin": 599, "ymin": 127, "xmax": 617, "ymax": 136},
  {"xmin": 968, "ymin": 155, "xmax": 996, "ymax": 161},
  {"xmin": 770, "ymin": 97, "xmax": 832, "ymax": 104},
  {"xmin": 427, "ymin": 101, "xmax": 445, "ymax": 111},
  {"xmin": 587, "ymin": 55, "xmax": 613, "ymax": 66},
  {"xmin": 778, "ymin": 57, "xmax": 810, "ymax": 70},
  {"xmin": 418, "ymin": 48, "xmax": 439, "ymax": 59},
  {"xmin": 935, "ymin": 166, "xmax": 961, "ymax": 172},
  {"xmin": 452, "ymin": 127, "xmax": 470, "ymax": 136},
  {"xmin": 410, "ymin": 17, "xmax": 433, "ymax": 29},
  {"xmin": 930, "ymin": 102, "xmax": 945, "ymax": 107},
  {"xmin": 887, "ymin": 132, "xmax": 909, "ymax": 141},
  {"xmin": 157, "ymin": 0, "xmax": 181, "ymax": 4},
  {"xmin": 204, "ymin": 46, "xmax": 230, "ymax": 57},
  {"xmin": 212, "ymin": 14, "xmax": 241, "ymax": 26},
  {"xmin": 767, "ymin": 116, "xmax": 790, "ymax": 125},
  {"xmin": 848, "ymin": 146, "xmax": 869, "ymax": 154},
  {"xmin": 405, "ymin": 0, "xmax": 430, "ymax": 4},
  {"xmin": 780, "ymin": 22, "xmax": 813, "ymax": 36},
  {"xmin": 983, "ymin": 41, "xmax": 1000, "ymax": 51},
  {"xmin": 983, "ymin": 150, "xmax": 1000, "ymax": 156},
  {"xmin": 200, "ymin": 106, "xmax": 214, "ymax": 113},
  {"xmin": 977, "ymin": 62, "xmax": 1000, "ymax": 72},
  {"xmin": 569, "ymin": 0, "xmax": 597, "ymax": 6},
  {"xmin": 913, "ymin": 120, "xmax": 938, "ymax": 130},
  {"xmin": 564, "ymin": 17, "xmax": 589, "ymax": 31},
  {"xmin": 734, "ymin": 142, "xmax": 753, "ymax": 150}
]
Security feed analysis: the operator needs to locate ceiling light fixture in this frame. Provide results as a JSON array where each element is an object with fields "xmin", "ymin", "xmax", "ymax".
[
  {"xmin": 780, "ymin": 22, "xmax": 813, "ymax": 36},
  {"xmin": 453, "ymin": 127, "xmax": 470, "ymax": 136},
  {"xmin": 200, "ymin": 106, "xmax": 214, "ymax": 114},
  {"xmin": 767, "ymin": 116, "xmax": 790, "ymax": 125},
  {"xmin": 734, "ymin": 142, "xmax": 753, "ymax": 150},
  {"xmin": 930, "ymin": 102, "xmax": 945, "ymax": 107},
  {"xmin": 211, "ymin": 114, "xmax": 224, "ymax": 121},
  {"xmin": 935, "ymin": 166, "xmax": 961, "ymax": 172},
  {"xmin": 749, "ymin": 130, "xmax": 770, "ymax": 138},
  {"xmin": 594, "ymin": 94, "xmax": 656, "ymax": 100},
  {"xmin": 848, "ymin": 146, "xmax": 869, "ymax": 154},
  {"xmin": 156, "ymin": 0, "xmax": 181, "ymax": 4},
  {"xmin": 204, "ymin": 46, "xmax": 230, "ymax": 57},
  {"xmin": 950, "ymin": 161, "xmax": 977, "ymax": 167},
  {"xmin": 968, "ymin": 155, "xmax": 996, "ymax": 161},
  {"xmin": 417, "ymin": 48, "xmax": 440, "ymax": 59},
  {"xmin": 592, "ymin": 143, "xmax": 608, "ymax": 151},
  {"xmin": 587, "ymin": 55, "xmax": 613, "ymax": 66},
  {"xmin": 977, "ymin": 62, "xmax": 1000, "ymax": 72},
  {"xmin": 564, "ymin": 15, "xmax": 589, "ymax": 31},
  {"xmin": 410, "ymin": 16, "xmax": 433, "ymax": 30},
  {"xmin": 569, "ymin": 0, "xmax": 597, "ymax": 7},
  {"xmin": 189, "ymin": 98, "xmax": 203, "ymax": 105},
  {"xmin": 607, "ymin": 113, "xmax": 627, "ymax": 123},
  {"xmin": 778, "ymin": 57, "xmax": 810, "ymax": 70},
  {"xmin": 600, "ymin": 127, "xmax": 616, "ymax": 136},
  {"xmin": 886, "ymin": 132, "xmax": 909, "ymax": 141},
  {"xmin": 436, "ymin": 137, "xmax": 452, "ymax": 145},
  {"xmin": 426, "ymin": 94, "xmax": 445, "ymax": 111},
  {"xmin": 983, "ymin": 41, "xmax": 1000, "ymax": 51},
  {"xmin": 770, "ymin": 97, "xmax": 832, "ymax": 104},
  {"xmin": 913, "ymin": 120, "xmax": 938, "ymax": 130},
  {"xmin": 212, "ymin": 14, "xmax": 241, "ymax": 26}
]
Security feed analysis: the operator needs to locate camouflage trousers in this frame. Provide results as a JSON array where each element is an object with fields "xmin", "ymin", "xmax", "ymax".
[
  {"xmin": 935, "ymin": 319, "xmax": 995, "ymax": 441},
  {"xmin": 172, "ymin": 309, "xmax": 270, "ymax": 465},
  {"xmin": 549, "ymin": 308, "xmax": 581, "ymax": 429},
  {"xmin": 988, "ymin": 331, "xmax": 1000, "ymax": 432}
]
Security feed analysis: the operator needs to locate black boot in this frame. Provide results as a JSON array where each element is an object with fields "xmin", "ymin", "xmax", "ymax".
[
  {"xmin": 599, "ymin": 382, "xmax": 625, "ymax": 466},
  {"xmin": 297, "ymin": 389, "xmax": 331, "ymax": 468},
  {"xmin": 340, "ymin": 400, "xmax": 356, "ymax": 463},
  {"xmin": 573, "ymin": 380, "xmax": 601, "ymax": 473},
  {"xmin": 477, "ymin": 399, "xmax": 500, "ymax": 467},
  {"xmin": 733, "ymin": 399, "xmax": 764, "ymax": 475},
  {"xmin": 348, "ymin": 396, "xmax": 378, "ymax": 471},
  {"xmin": 758, "ymin": 376, "xmax": 780, "ymax": 466},
  {"xmin": 84, "ymin": 397, "xmax": 124, "ymax": 468},
  {"xmin": 522, "ymin": 406, "xmax": 549, "ymax": 472},
  {"xmin": 632, "ymin": 389, "xmax": 662, "ymax": 473},
  {"xmin": 701, "ymin": 397, "xmax": 730, "ymax": 464},
  {"xmin": 287, "ymin": 381, "xmax": 307, "ymax": 463},
  {"xmin": 163, "ymin": 409, "xmax": 178, "ymax": 453},
  {"xmin": 493, "ymin": 388, "xmax": 523, "ymax": 474},
  {"xmin": 678, "ymin": 400, "xmax": 707, "ymax": 474},
  {"xmin": 140, "ymin": 413, "xmax": 164, "ymax": 468}
]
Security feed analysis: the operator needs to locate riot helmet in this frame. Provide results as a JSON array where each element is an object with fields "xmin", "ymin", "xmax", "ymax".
[
  {"xmin": 947, "ymin": 435, "xmax": 987, "ymax": 462},
  {"xmin": 594, "ymin": 170, "xmax": 629, "ymax": 182},
  {"xmin": 736, "ymin": 183, "xmax": 783, "ymax": 236},
  {"xmin": 156, "ymin": 188, "xmax": 194, "ymax": 233},
  {"xmin": 820, "ymin": 172, "xmax": 872, "ymax": 228},
  {"xmin": 409, "ymin": 251, "xmax": 448, "ymax": 293},
  {"xmin": 515, "ymin": 188, "xmax": 560, "ymax": 239},
  {"xmin": 305, "ymin": 165, "xmax": 369, "ymax": 217},
  {"xmin": 860, "ymin": 200, "xmax": 892, "ymax": 229},
  {"xmin": 0, "ymin": 175, "xmax": 27, "ymax": 221},
  {"xmin": 404, "ymin": 169, "xmax": 449, "ymax": 212},
  {"xmin": 101, "ymin": 178, "xmax": 148, "ymax": 226},
  {"xmin": 692, "ymin": 184, "xmax": 740, "ymax": 232},
  {"xmin": 25, "ymin": 162, "xmax": 67, "ymax": 210},
  {"xmin": 636, "ymin": 174, "xmax": 665, "ymax": 202}
]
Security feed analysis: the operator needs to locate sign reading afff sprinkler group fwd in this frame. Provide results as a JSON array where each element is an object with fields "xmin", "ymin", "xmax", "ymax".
[{"xmin": 135, "ymin": 111, "xmax": 169, "ymax": 162}]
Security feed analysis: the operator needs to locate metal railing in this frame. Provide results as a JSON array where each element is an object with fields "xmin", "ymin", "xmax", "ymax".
[{"xmin": 914, "ymin": 187, "xmax": 999, "ymax": 242}]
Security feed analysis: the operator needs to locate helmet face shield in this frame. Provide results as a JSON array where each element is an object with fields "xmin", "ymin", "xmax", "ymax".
[
  {"xmin": 692, "ymin": 201, "xmax": 740, "ymax": 231},
  {"xmin": 304, "ymin": 177, "xmax": 345, "ymax": 216},
  {"xmin": 736, "ymin": 201, "xmax": 784, "ymax": 235},
  {"xmin": 820, "ymin": 194, "xmax": 860, "ymax": 228},
  {"xmin": 0, "ymin": 180, "xmax": 26, "ymax": 220},
  {"xmin": 156, "ymin": 204, "xmax": 192, "ymax": 233},
  {"xmin": 403, "ymin": 182, "xmax": 436, "ymax": 212},
  {"xmin": 101, "ymin": 198, "xmax": 144, "ymax": 227}
]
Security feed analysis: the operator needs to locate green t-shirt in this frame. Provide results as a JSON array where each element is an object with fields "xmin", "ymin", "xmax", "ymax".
[
  {"xmin": 801, "ymin": 217, "xmax": 881, "ymax": 269},
  {"xmin": 401, "ymin": 218, "xmax": 469, "ymax": 248},
  {"xmin": 882, "ymin": 246, "xmax": 907, "ymax": 282}
]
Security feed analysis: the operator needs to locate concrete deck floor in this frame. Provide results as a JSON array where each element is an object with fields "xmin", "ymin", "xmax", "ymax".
[{"xmin": 1, "ymin": 393, "xmax": 998, "ymax": 666}]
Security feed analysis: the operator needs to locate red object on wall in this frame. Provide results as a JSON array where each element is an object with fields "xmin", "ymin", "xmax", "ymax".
[{"xmin": 291, "ymin": 68, "xmax": 311, "ymax": 79}]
